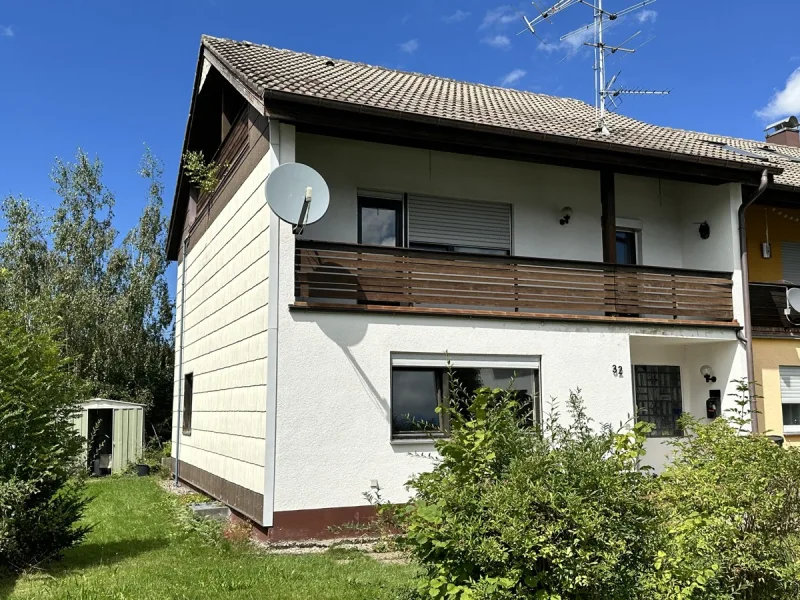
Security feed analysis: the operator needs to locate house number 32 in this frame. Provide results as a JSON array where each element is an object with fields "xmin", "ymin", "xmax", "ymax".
[{"xmin": 612, "ymin": 365, "xmax": 624, "ymax": 377}]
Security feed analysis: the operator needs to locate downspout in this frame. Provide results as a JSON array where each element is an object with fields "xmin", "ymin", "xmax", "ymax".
[
  {"xmin": 738, "ymin": 169, "xmax": 769, "ymax": 433},
  {"xmin": 174, "ymin": 237, "xmax": 189, "ymax": 486}
]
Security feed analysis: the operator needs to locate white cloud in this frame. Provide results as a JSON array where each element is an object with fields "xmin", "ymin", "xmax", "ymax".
[
  {"xmin": 756, "ymin": 68, "xmax": 800, "ymax": 121},
  {"xmin": 637, "ymin": 9, "xmax": 657, "ymax": 23},
  {"xmin": 398, "ymin": 39, "xmax": 419, "ymax": 54},
  {"xmin": 537, "ymin": 27, "xmax": 593, "ymax": 57},
  {"xmin": 444, "ymin": 10, "xmax": 470, "ymax": 24},
  {"xmin": 480, "ymin": 7, "xmax": 517, "ymax": 30},
  {"xmin": 0, "ymin": 25, "xmax": 13, "ymax": 37},
  {"xmin": 482, "ymin": 34, "xmax": 511, "ymax": 50},
  {"xmin": 500, "ymin": 68, "xmax": 526, "ymax": 86}
]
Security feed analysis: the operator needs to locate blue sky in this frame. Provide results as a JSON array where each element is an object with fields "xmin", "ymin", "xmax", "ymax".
[{"xmin": 1, "ymin": 0, "xmax": 799, "ymax": 266}]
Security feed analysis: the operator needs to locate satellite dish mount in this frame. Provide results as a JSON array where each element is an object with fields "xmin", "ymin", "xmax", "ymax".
[{"xmin": 265, "ymin": 162, "xmax": 330, "ymax": 235}]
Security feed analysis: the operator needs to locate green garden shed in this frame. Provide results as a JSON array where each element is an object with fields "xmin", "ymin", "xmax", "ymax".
[{"xmin": 74, "ymin": 398, "xmax": 145, "ymax": 475}]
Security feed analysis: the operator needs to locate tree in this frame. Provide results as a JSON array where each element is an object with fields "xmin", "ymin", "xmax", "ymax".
[
  {"xmin": 0, "ymin": 311, "xmax": 90, "ymax": 571},
  {"xmin": 0, "ymin": 147, "xmax": 174, "ymax": 438}
]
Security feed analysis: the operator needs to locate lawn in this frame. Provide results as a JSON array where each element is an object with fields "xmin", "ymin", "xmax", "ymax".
[{"xmin": 2, "ymin": 477, "xmax": 420, "ymax": 600}]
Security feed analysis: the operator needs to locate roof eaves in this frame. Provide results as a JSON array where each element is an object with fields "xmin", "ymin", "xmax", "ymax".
[{"xmin": 262, "ymin": 87, "xmax": 782, "ymax": 178}]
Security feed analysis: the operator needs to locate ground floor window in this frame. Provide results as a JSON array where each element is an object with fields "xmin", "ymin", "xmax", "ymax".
[
  {"xmin": 391, "ymin": 355, "xmax": 540, "ymax": 439},
  {"xmin": 633, "ymin": 365, "xmax": 683, "ymax": 437},
  {"xmin": 780, "ymin": 366, "xmax": 800, "ymax": 433}
]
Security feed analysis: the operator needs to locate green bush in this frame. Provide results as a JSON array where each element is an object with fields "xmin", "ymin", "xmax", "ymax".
[
  {"xmin": 400, "ymin": 380, "xmax": 659, "ymax": 600},
  {"xmin": 645, "ymin": 386, "xmax": 800, "ymax": 600},
  {"xmin": 0, "ymin": 311, "xmax": 90, "ymax": 571}
]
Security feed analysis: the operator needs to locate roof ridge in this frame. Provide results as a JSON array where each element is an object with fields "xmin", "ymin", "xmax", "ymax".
[{"xmin": 201, "ymin": 34, "xmax": 592, "ymax": 108}]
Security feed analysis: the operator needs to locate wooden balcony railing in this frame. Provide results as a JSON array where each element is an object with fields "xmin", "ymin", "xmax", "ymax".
[
  {"xmin": 295, "ymin": 240, "xmax": 735, "ymax": 323},
  {"xmin": 750, "ymin": 282, "xmax": 800, "ymax": 334},
  {"xmin": 197, "ymin": 106, "xmax": 250, "ymax": 208}
]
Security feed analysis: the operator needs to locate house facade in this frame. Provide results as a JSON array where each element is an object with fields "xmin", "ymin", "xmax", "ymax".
[
  {"xmin": 167, "ymin": 36, "xmax": 788, "ymax": 540},
  {"xmin": 742, "ymin": 120, "xmax": 800, "ymax": 444}
]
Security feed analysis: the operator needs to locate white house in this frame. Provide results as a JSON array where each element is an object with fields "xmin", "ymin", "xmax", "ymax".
[{"xmin": 167, "ymin": 35, "xmax": 785, "ymax": 540}]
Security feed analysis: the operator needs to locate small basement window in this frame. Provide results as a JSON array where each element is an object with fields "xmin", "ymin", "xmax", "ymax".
[
  {"xmin": 391, "ymin": 355, "xmax": 540, "ymax": 439},
  {"xmin": 183, "ymin": 373, "xmax": 194, "ymax": 435}
]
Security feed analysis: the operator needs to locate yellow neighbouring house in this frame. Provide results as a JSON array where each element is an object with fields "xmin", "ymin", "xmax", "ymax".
[{"xmin": 747, "ymin": 203, "xmax": 800, "ymax": 445}]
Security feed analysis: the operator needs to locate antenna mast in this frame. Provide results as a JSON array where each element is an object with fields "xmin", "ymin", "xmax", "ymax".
[{"xmin": 520, "ymin": 0, "xmax": 669, "ymax": 135}]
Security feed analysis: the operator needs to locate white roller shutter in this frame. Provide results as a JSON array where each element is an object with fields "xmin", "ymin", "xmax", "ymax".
[
  {"xmin": 407, "ymin": 196, "xmax": 511, "ymax": 252},
  {"xmin": 780, "ymin": 366, "xmax": 800, "ymax": 403},
  {"xmin": 781, "ymin": 242, "xmax": 800, "ymax": 285},
  {"xmin": 780, "ymin": 366, "xmax": 800, "ymax": 433}
]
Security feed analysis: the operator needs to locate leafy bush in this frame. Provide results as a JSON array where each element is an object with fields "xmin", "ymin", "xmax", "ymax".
[
  {"xmin": 400, "ymin": 380, "xmax": 659, "ymax": 600},
  {"xmin": 645, "ymin": 386, "xmax": 800, "ymax": 600},
  {"xmin": 0, "ymin": 311, "xmax": 90, "ymax": 571}
]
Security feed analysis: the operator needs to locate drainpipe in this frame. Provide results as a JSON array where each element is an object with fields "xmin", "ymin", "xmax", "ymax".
[
  {"xmin": 174, "ymin": 237, "xmax": 189, "ymax": 486},
  {"xmin": 738, "ymin": 169, "xmax": 769, "ymax": 433}
]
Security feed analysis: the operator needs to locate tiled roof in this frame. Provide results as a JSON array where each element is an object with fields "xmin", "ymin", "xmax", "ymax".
[{"xmin": 202, "ymin": 35, "xmax": 798, "ymax": 190}]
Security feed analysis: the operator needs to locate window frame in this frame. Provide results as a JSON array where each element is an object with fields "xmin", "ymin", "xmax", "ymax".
[
  {"xmin": 390, "ymin": 354, "xmax": 541, "ymax": 441},
  {"xmin": 779, "ymin": 365, "xmax": 800, "ymax": 434},
  {"xmin": 182, "ymin": 372, "xmax": 194, "ymax": 436},
  {"xmin": 357, "ymin": 195, "xmax": 404, "ymax": 247},
  {"xmin": 615, "ymin": 227, "xmax": 640, "ymax": 266},
  {"xmin": 632, "ymin": 364, "xmax": 684, "ymax": 438}
]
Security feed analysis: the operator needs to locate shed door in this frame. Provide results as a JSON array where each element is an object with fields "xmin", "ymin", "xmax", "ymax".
[
  {"xmin": 407, "ymin": 196, "xmax": 512, "ymax": 253},
  {"xmin": 781, "ymin": 242, "xmax": 800, "ymax": 285}
]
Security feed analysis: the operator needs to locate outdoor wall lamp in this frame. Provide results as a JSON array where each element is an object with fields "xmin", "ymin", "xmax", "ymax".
[
  {"xmin": 559, "ymin": 206, "xmax": 573, "ymax": 226},
  {"xmin": 698, "ymin": 221, "xmax": 711, "ymax": 239},
  {"xmin": 700, "ymin": 365, "xmax": 717, "ymax": 383}
]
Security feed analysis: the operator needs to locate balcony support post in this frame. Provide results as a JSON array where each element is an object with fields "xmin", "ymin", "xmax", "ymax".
[{"xmin": 601, "ymin": 170, "xmax": 617, "ymax": 314}]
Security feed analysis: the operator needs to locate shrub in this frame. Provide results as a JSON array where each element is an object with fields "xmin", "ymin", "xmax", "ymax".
[
  {"xmin": 400, "ymin": 379, "xmax": 660, "ymax": 600},
  {"xmin": 646, "ymin": 384, "xmax": 800, "ymax": 600},
  {"xmin": 0, "ymin": 311, "xmax": 90, "ymax": 571}
]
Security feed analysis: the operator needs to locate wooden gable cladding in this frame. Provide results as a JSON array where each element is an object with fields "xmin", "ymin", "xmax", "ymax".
[{"xmin": 295, "ymin": 240, "xmax": 735, "ymax": 323}]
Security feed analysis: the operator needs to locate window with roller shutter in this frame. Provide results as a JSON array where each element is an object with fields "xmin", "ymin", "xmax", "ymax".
[
  {"xmin": 780, "ymin": 366, "xmax": 800, "ymax": 433},
  {"xmin": 781, "ymin": 242, "xmax": 800, "ymax": 285},
  {"xmin": 406, "ymin": 195, "xmax": 512, "ymax": 255}
]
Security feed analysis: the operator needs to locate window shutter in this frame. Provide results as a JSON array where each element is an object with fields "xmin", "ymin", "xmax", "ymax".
[
  {"xmin": 781, "ymin": 242, "xmax": 800, "ymax": 285},
  {"xmin": 780, "ymin": 366, "xmax": 800, "ymax": 404},
  {"xmin": 407, "ymin": 196, "xmax": 511, "ymax": 251}
]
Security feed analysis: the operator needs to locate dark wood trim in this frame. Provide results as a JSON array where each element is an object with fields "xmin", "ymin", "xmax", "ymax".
[
  {"xmin": 175, "ymin": 459, "xmax": 264, "ymax": 524},
  {"xmin": 264, "ymin": 97, "xmax": 777, "ymax": 185},
  {"xmin": 601, "ymin": 170, "xmax": 617, "ymax": 264},
  {"xmin": 179, "ymin": 108, "xmax": 269, "ymax": 262},
  {"xmin": 290, "ymin": 303, "xmax": 741, "ymax": 330},
  {"xmin": 202, "ymin": 48, "xmax": 266, "ymax": 117}
]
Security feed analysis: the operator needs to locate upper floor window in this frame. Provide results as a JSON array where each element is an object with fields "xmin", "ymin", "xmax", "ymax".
[
  {"xmin": 358, "ymin": 196, "xmax": 403, "ymax": 246},
  {"xmin": 782, "ymin": 242, "xmax": 800, "ymax": 285},
  {"xmin": 616, "ymin": 229, "xmax": 638, "ymax": 265}
]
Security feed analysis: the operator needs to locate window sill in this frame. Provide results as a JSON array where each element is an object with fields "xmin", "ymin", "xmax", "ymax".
[
  {"xmin": 181, "ymin": 430, "xmax": 192, "ymax": 437},
  {"xmin": 783, "ymin": 426, "xmax": 800, "ymax": 435},
  {"xmin": 390, "ymin": 437, "xmax": 440, "ymax": 446}
]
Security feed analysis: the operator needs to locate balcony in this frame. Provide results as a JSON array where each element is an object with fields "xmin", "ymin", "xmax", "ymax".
[
  {"xmin": 294, "ymin": 241, "xmax": 736, "ymax": 326},
  {"xmin": 750, "ymin": 283, "xmax": 800, "ymax": 337}
]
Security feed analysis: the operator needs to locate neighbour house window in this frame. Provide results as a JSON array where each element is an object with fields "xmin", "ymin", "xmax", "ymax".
[
  {"xmin": 633, "ymin": 365, "xmax": 683, "ymax": 437},
  {"xmin": 779, "ymin": 366, "xmax": 800, "ymax": 433},
  {"xmin": 182, "ymin": 373, "xmax": 194, "ymax": 435},
  {"xmin": 781, "ymin": 242, "xmax": 800, "ymax": 285},
  {"xmin": 358, "ymin": 196, "xmax": 403, "ymax": 246},
  {"xmin": 391, "ymin": 356, "xmax": 540, "ymax": 439}
]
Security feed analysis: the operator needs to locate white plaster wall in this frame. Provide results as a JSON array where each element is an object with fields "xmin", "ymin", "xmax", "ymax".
[
  {"xmin": 171, "ymin": 152, "xmax": 272, "ymax": 495},
  {"xmin": 630, "ymin": 335, "xmax": 748, "ymax": 471},
  {"xmin": 297, "ymin": 133, "xmax": 741, "ymax": 273}
]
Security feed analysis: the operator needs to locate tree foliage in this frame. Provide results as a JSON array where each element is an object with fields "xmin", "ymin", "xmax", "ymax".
[
  {"xmin": 0, "ymin": 311, "xmax": 90, "ymax": 571},
  {"xmin": 0, "ymin": 147, "xmax": 174, "ymax": 436}
]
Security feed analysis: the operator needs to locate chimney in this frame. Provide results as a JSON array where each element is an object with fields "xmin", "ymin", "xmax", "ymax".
[{"xmin": 765, "ymin": 116, "xmax": 800, "ymax": 147}]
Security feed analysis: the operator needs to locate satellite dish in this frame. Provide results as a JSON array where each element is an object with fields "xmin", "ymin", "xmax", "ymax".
[
  {"xmin": 787, "ymin": 287, "xmax": 800, "ymax": 313},
  {"xmin": 265, "ymin": 163, "xmax": 330, "ymax": 234}
]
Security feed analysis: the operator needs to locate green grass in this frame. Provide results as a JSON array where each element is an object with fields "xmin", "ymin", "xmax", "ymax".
[{"xmin": 2, "ymin": 477, "xmax": 420, "ymax": 600}]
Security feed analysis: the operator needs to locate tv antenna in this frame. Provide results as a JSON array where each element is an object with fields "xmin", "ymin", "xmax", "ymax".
[
  {"xmin": 520, "ymin": 0, "xmax": 669, "ymax": 135},
  {"xmin": 265, "ymin": 163, "xmax": 330, "ymax": 234}
]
